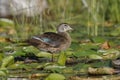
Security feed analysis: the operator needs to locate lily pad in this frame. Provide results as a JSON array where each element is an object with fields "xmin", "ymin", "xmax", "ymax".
[
  {"xmin": 73, "ymin": 49, "xmax": 97, "ymax": 57},
  {"xmin": 45, "ymin": 73, "xmax": 65, "ymax": 80},
  {"xmin": 58, "ymin": 52, "xmax": 67, "ymax": 66},
  {"xmin": 88, "ymin": 67, "xmax": 115, "ymax": 75},
  {"xmin": 23, "ymin": 46, "xmax": 40, "ymax": 54},
  {"xmin": 98, "ymin": 49, "xmax": 120, "ymax": 59},
  {"xmin": 1, "ymin": 56, "xmax": 14, "ymax": 68},
  {"xmin": 89, "ymin": 54, "xmax": 103, "ymax": 59},
  {"xmin": 36, "ymin": 52, "xmax": 52, "ymax": 58}
]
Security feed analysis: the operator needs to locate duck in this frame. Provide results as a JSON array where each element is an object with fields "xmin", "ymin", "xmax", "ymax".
[{"xmin": 27, "ymin": 23, "xmax": 73, "ymax": 61}]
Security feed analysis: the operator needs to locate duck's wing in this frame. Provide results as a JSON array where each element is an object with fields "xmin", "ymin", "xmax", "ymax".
[{"xmin": 29, "ymin": 32, "xmax": 67, "ymax": 47}]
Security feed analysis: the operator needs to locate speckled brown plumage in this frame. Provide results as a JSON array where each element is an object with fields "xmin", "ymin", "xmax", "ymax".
[{"xmin": 27, "ymin": 23, "xmax": 72, "ymax": 54}]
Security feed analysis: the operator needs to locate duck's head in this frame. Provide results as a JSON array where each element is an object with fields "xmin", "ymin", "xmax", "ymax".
[{"xmin": 57, "ymin": 23, "xmax": 73, "ymax": 32}]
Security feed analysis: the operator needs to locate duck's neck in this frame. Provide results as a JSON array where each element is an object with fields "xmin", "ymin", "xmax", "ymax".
[{"xmin": 58, "ymin": 32, "xmax": 71, "ymax": 42}]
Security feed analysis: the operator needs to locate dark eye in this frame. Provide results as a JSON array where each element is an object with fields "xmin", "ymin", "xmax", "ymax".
[{"xmin": 64, "ymin": 24, "xmax": 67, "ymax": 26}]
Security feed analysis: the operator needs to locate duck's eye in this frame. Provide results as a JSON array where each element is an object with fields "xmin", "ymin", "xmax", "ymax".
[{"xmin": 64, "ymin": 24, "xmax": 67, "ymax": 26}]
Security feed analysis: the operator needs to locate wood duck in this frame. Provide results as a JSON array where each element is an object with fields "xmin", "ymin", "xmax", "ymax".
[{"xmin": 27, "ymin": 23, "xmax": 72, "ymax": 61}]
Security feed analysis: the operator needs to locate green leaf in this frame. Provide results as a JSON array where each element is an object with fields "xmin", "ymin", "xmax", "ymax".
[
  {"xmin": 8, "ymin": 63, "xmax": 31, "ymax": 70},
  {"xmin": 0, "ymin": 68, "xmax": 8, "ymax": 76},
  {"xmin": 111, "ymin": 27, "xmax": 120, "ymax": 36},
  {"xmin": 73, "ymin": 63, "xmax": 90, "ymax": 71},
  {"xmin": 44, "ymin": 64, "xmax": 65, "ymax": 73},
  {"xmin": 12, "ymin": 50, "xmax": 26, "ymax": 57},
  {"xmin": 73, "ymin": 49, "xmax": 97, "ymax": 57},
  {"xmin": 57, "ymin": 52, "xmax": 67, "ymax": 66},
  {"xmin": 36, "ymin": 52, "xmax": 52, "ymax": 58},
  {"xmin": 1, "ymin": 56, "xmax": 14, "ymax": 68},
  {"xmin": 0, "ymin": 71, "xmax": 7, "ymax": 76},
  {"xmin": 45, "ymin": 73, "xmax": 65, "ymax": 80},
  {"xmin": 23, "ymin": 46, "xmax": 40, "ymax": 54},
  {"xmin": 91, "ymin": 60, "xmax": 111, "ymax": 68},
  {"xmin": 0, "ymin": 53, "xmax": 4, "ymax": 62},
  {"xmin": 0, "ymin": 18, "xmax": 14, "ymax": 27},
  {"xmin": 80, "ymin": 43, "xmax": 99, "ymax": 50},
  {"xmin": 98, "ymin": 49, "xmax": 120, "ymax": 59},
  {"xmin": 91, "ymin": 37, "xmax": 106, "ymax": 43},
  {"xmin": 89, "ymin": 54, "xmax": 103, "ymax": 59}
]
